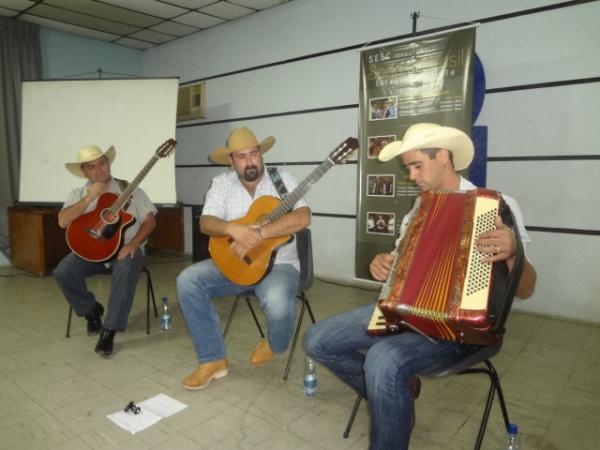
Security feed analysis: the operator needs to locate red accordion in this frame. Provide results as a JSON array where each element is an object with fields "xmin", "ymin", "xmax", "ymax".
[{"xmin": 368, "ymin": 189, "xmax": 522, "ymax": 346}]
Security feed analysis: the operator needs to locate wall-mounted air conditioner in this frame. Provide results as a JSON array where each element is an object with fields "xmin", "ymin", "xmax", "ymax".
[{"xmin": 177, "ymin": 82, "xmax": 205, "ymax": 122}]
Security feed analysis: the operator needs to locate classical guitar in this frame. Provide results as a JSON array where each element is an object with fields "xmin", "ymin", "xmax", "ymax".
[
  {"xmin": 66, "ymin": 139, "xmax": 176, "ymax": 262},
  {"xmin": 209, "ymin": 137, "xmax": 359, "ymax": 286}
]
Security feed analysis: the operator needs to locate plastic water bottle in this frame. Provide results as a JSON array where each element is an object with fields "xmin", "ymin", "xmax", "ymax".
[
  {"xmin": 303, "ymin": 356, "xmax": 317, "ymax": 397},
  {"xmin": 506, "ymin": 423, "xmax": 521, "ymax": 450},
  {"xmin": 160, "ymin": 297, "xmax": 172, "ymax": 331}
]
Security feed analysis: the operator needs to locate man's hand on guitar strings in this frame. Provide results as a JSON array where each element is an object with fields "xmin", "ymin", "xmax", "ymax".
[
  {"xmin": 477, "ymin": 216, "xmax": 517, "ymax": 263},
  {"xmin": 227, "ymin": 223, "xmax": 265, "ymax": 259},
  {"xmin": 226, "ymin": 223, "xmax": 264, "ymax": 247}
]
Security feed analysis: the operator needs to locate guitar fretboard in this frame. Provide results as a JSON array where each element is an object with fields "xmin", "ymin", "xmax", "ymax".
[
  {"xmin": 264, "ymin": 157, "xmax": 335, "ymax": 223},
  {"xmin": 109, "ymin": 154, "xmax": 161, "ymax": 214}
]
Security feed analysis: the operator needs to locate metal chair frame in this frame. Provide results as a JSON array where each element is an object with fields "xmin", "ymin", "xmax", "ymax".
[{"xmin": 342, "ymin": 341, "xmax": 510, "ymax": 450}]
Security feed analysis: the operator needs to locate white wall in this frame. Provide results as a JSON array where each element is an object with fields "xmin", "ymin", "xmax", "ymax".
[{"xmin": 142, "ymin": 0, "xmax": 600, "ymax": 323}]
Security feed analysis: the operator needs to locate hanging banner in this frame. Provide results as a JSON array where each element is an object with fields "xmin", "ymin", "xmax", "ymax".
[{"xmin": 355, "ymin": 27, "xmax": 476, "ymax": 279}]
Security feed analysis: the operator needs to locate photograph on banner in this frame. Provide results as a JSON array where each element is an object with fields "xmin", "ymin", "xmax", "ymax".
[
  {"xmin": 369, "ymin": 96, "xmax": 398, "ymax": 120},
  {"xmin": 367, "ymin": 174, "xmax": 395, "ymax": 197},
  {"xmin": 368, "ymin": 135, "xmax": 397, "ymax": 159},
  {"xmin": 355, "ymin": 27, "xmax": 476, "ymax": 279},
  {"xmin": 366, "ymin": 211, "xmax": 396, "ymax": 236}
]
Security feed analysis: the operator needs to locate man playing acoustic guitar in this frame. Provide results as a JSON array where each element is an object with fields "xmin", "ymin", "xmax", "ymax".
[
  {"xmin": 53, "ymin": 145, "xmax": 157, "ymax": 357},
  {"xmin": 177, "ymin": 127, "xmax": 311, "ymax": 390}
]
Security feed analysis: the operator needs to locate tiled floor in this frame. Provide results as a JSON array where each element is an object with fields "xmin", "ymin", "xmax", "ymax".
[{"xmin": 1, "ymin": 251, "xmax": 599, "ymax": 449}]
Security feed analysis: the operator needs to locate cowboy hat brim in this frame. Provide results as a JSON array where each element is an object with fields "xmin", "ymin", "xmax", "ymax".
[
  {"xmin": 378, "ymin": 125, "xmax": 474, "ymax": 171},
  {"xmin": 65, "ymin": 145, "xmax": 116, "ymax": 178},
  {"xmin": 209, "ymin": 136, "xmax": 275, "ymax": 165}
]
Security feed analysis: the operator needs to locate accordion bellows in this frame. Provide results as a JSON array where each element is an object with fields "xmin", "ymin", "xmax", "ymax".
[{"xmin": 376, "ymin": 189, "xmax": 513, "ymax": 345}]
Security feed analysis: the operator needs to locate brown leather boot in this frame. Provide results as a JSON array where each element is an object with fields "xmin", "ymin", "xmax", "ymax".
[{"xmin": 182, "ymin": 359, "xmax": 228, "ymax": 390}]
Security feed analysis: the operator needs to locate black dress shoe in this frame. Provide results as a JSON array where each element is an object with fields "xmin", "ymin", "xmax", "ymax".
[
  {"xmin": 95, "ymin": 329, "xmax": 116, "ymax": 358},
  {"xmin": 85, "ymin": 303, "xmax": 104, "ymax": 336}
]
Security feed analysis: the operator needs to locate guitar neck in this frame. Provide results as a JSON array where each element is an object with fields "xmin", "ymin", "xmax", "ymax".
[
  {"xmin": 110, "ymin": 155, "xmax": 160, "ymax": 213},
  {"xmin": 265, "ymin": 157, "xmax": 335, "ymax": 223}
]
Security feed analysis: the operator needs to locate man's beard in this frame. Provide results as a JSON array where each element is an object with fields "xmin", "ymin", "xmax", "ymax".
[{"xmin": 241, "ymin": 165, "xmax": 262, "ymax": 182}]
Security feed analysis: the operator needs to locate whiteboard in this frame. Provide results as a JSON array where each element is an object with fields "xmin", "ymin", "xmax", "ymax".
[{"xmin": 19, "ymin": 78, "xmax": 178, "ymax": 204}]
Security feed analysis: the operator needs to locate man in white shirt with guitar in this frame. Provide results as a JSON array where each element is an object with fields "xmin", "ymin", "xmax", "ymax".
[
  {"xmin": 177, "ymin": 127, "xmax": 313, "ymax": 390},
  {"xmin": 53, "ymin": 144, "xmax": 158, "ymax": 358}
]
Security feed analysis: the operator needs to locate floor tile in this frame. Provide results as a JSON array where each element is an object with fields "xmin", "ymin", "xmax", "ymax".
[{"xmin": 1, "ymin": 252, "xmax": 599, "ymax": 449}]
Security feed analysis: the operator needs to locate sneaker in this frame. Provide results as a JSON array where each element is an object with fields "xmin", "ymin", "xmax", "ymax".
[
  {"xmin": 408, "ymin": 376, "xmax": 421, "ymax": 431},
  {"xmin": 250, "ymin": 340, "xmax": 274, "ymax": 366},
  {"xmin": 85, "ymin": 302, "xmax": 104, "ymax": 336},
  {"xmin": 182, "ymin": 359, "xmax": 228, "ymax": 390}
]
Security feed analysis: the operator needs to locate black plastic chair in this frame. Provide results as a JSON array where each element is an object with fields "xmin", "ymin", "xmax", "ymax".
[
  {"xmin": 65, "ymin": 266, "xmax": 158, "ymax": 337},
  {"xmin": 343, "ymin": 340, "xmax": 509, "ymax": 449},
  {"xmin": 223, "ymin": 228, "xmax": 315, "ymax": 381}
]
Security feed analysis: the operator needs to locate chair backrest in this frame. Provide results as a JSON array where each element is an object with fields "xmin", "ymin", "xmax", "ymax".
[
  {"xmin": 490, "ymin": 203, "xmax": 525, "ymax": 335},
  {"xmin": 295, "ymin": 228, "xmax": 314, "ymax": 293}
]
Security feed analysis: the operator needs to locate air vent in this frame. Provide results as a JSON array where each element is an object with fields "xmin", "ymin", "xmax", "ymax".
[{"xmin": 177, "ymin": 82, "xmax": 205, "ymax": 122}]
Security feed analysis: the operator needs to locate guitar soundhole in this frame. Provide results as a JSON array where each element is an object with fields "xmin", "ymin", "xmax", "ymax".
[{"xmin": 101, "ymin": 208, "xmax": 119, "ymax": 225}]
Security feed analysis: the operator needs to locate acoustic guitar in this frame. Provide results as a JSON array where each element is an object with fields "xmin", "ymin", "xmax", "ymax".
[
  {"xmin": 66, "ymin": 139, "xmax": 176, "ymax": 262},
  {"xmin": 209, "ymin": 137, "xmax": 359, "ymax": 286}
]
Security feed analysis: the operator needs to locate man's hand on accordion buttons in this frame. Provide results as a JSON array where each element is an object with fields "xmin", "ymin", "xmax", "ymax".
[
  {"xmin": 477, "ymin": 216, "xmax": 517, "ymax": 263},
  {"xmin": 370, "ymin": 253, "xmax": 394, "ymax": 281}
]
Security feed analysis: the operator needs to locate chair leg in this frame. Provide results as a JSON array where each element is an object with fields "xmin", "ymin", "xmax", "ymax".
[
  {"xmin": 302, "ymin": 292, "xmax": 317, "ymax": 324},
  {"xmin": 66, "ymin": 306, "xmax": 73, "ymax": 338},
  {"xmin": 143, "ymin": 267, "xmax": 158, "ymax": 334},
  {"xmin": 223, "ymin": 296, "xmax": 240, "ymax": 338},
  {"xmin": 461, "ymin": 360, "xmax": 509, "ymax": 450},
  {"xmin": 344, "ymin": 395, "xmax": 363, "ymax": 438},
  {"xmin": 283, "ymin": 293, "xmax": 316, "ymax": 381},
  {"xmin": 245, "ymin": 297, "xmax": 265, "ymax": 338},
  {"xmin": 486, "ymin": 360, "xmax": 511, "ymax": 429},
  {"xmin": 283, "ymin": 299, "xmax": 305, "ymax": 381}
]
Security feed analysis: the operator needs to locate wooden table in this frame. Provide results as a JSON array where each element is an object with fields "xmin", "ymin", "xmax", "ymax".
[{"xmin": 9, "ymin": 206, "xmax": 184, "ymax": 276}]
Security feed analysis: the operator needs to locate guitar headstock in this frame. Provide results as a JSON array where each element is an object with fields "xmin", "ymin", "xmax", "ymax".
[
  {"xmin": 156, "ymin": 138, "xmax": 177, "ymax": 158},
  {"xmin": 329, "ymin": 137, "xmax": 359, "ymax": 164}
]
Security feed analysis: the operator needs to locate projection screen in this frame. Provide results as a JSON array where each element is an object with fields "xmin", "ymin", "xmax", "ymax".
[{"xmin": 19, "ymin": 78, "xmax": 178, "ymax": 205}]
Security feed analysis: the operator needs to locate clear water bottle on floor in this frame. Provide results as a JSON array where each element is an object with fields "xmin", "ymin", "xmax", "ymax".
[
  {"xmin": 505, "ymin": 423, "xmax": 521, "ymax": 450},
  {"xmin": 303, "ymin": 356, "xmax": 317, "ymax": 397},
  {"xmin": 160, "ymin": 297, "xmax": 172, "ymax": 331}
]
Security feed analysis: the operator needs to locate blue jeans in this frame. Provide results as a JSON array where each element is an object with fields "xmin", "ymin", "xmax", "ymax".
[
  {"xmin": 53, "ymin": 250, "xmax": 145, "ymax": 331},
  {"xmin": 304, "ymin": 302, "xmax": 479, "ymax": 450},
  {"xmin": 177, "ymin": 259, "xmax": 299, "ymax": 363}
]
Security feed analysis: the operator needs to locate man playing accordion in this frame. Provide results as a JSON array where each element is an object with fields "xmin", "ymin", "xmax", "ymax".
[{"xmin": 304, "ymin": 123, "xmax": 537, "ymax": 450}]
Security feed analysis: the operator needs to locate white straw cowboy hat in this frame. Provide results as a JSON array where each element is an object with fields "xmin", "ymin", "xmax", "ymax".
[
  {"xmin": 65, "ymin": 145, "xmax": 116, "ymax": 178},
  {"xmin": 378, "ymin": 123, "xmax": 474, "ymax": 171},
  {"xmin": 209, "ymin": 127, "xmax": 275, "ymax": 165}
]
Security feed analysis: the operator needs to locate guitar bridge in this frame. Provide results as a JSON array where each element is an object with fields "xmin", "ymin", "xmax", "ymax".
[{"xmin": 85, "ymin": 227, "xmax": 106, "ymax": 240}]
